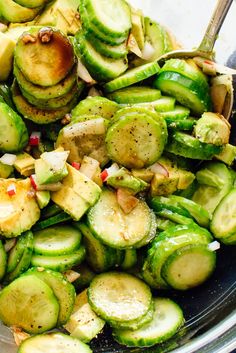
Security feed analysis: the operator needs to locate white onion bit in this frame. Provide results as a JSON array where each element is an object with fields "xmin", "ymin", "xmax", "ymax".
[
  {"xmin": 0, "ymin": 153, "xmax": 17, "ymax": 166},
  {"xmin": 148, "ymin": 162, "xmax": 169, "ymax": 177},
  {"xmin": 208, "ymin": 241, "xmax": 221, "ymax": 252}
]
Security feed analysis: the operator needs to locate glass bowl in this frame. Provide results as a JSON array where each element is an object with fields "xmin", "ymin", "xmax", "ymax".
[{"xmin": 1, "ymin": 1, "xmax": 236, "ymax": 352}]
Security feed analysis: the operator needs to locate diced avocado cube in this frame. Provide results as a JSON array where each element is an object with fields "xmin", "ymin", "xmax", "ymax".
[
  {"xmin": 80, "ymin": 156, "xmax": 102, "ymax": 187},
  {"xmin": 0, "ymin": 162, "xmax": 13, "ymax": 178},
  {"xmin": 36, "ymin": 191, "xmax": 50, "ymax": 209},
  {"xmin": 131, "ymin": 168, "xmax": 154, "ymax": 183},
  {"xmin": 215, "ymin": 143, "xmax": 236, "ymax": 166},
  {"xmin": 177, "ymin": 169, "xmax": 195, "ymax": 190},
  {"xmin": 107, "ymin": 167, "xmax": 148, "ymax": 194},
  {"xmin": 14, "ymin": 152, "xmax": 35, "ymax": 177},
  {"xmin": 150, "ymin": 173, "xmax": 179, "ymax": 196},
  {"xmin": 0, "ymin": 32, "xmax": 15, "ymax": 82}
]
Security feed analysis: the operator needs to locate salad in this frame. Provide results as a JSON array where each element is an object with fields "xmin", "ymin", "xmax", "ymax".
[{"xmin": 0, "ymin": 0, "xmax": 235, "ymax": 352}]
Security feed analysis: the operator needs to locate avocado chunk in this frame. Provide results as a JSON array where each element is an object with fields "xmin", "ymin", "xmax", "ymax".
[
  {"xmin": 36, "ymin": 191, "xmax": 50, "ymax": 209},
  {"xmin": 215, "ymin": 143, "xmax": 236, "ymax": 166},
  {"xmin": 194, "ymin": 112, "xmax": 230, "ymax": 146},
  {"xmin": 35, "ymin": 149, "xmax": 69, "ymax": 185},
  {"xmin": 0, "ymin": 0, "xmax": 42, "ymax": 23},
  {"xmin": 107, "ymin": 167, "xmax": 148, "ymax": 194},
  {"xmin": 14, "ymin": 152, "xmax": 35, "ymax": 177},
  {"xmin": 36, "ymin": 0, "xmax": 81, "ymax": 35},
  {"xmin": 0, "ymin": 178, "xmax": 40, "ymax": 238},
  {"xmin": 0, "ymin": 32, "xmax": 15, "ymax": 81},
  {"xmin": 150, "ymin": 156, "xmax": 195, "ymax": 196},
  {"xmin": 131, "ymin": 168, "xmax": 154, "ymax": 183},
  {"xmin": 64, "ymin": 289, "xmax": 105, "ymax": 343},
  {"xmin": 0, "ymin": 162, "xmax": 13, "ymax": 178},
  {"xmin": 51, "ymin": 164, "xmax": 101, "ymax": 221},
  {"xmin": 80, "ymin": 156, "xmax": 102, "ymax": 187}
]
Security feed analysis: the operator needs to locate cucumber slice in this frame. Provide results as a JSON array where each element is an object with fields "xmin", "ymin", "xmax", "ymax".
[
  {"xmin": 31, "ymin": 246, "xmax": 86, "ymax": 272},
  {"xmin": 159, "ymin": 105, "xmax": 190, "ymax": 119},
  {"xmin": 160, "ymin": 58, "xmax": 209, "ymax": 90},
  {"xmin": 20, "ymin": 82, "xmax": 81, "ymax": 110},
  {"xmin": 109, "ymin": 302, "xmax": 154, "ymax": 331},
  {"xmin": 106, "ymin": 112, "xmax": 167, "ymax": 169},
  {"xmin": 73, "ymin": 263, "xmax": 95, "ymax": 292},
  {"xmin": 166, "ymin": 132, "xmax": 222, "ymax": 160},
  {"xmin": 153, "ymin": 96, "xmax": 176, "ymax": 112},
  {"xmin": 162, "ymin": 244, "xmax": 216, "ymax": 290},
  {"xmin": 107, "ymin": 86, "xmax": 161, "ymax": 104},
  {"xmin": 15, "ymin": 28, "xmax": 75, "ymax": 87},
  {"xmin": 75, "ymin": 222, "xmax": 120, "ymax": 273},
  {"xmin": 14, "ymin": 0, "xmax": 49, "ymax": 8},
  {"xmin": 0, "ymin": 240, "xmax": 6, "ymax": 280},
  {"xmin": 154, "ymin": 71, "xmax": 212, "ymax": 115},
  {"xmin": 0, "ymin": 0, "xmax": 41, "ymax": 22},
  {"xmin": 0, "ymin": 101, "xmax": 28, "ymax": 153},
  {"xmin": 149, "ymin": 196, "xmax": 193, "ymax": 219},
  {"xmin": 169, "ymin": 195, "xmax": 211, "ymax": 228},
  {"xmin": 5, "ymin": 231, "xmax": 34, "ymax": 283},
  {"xmin": 166, "ymin": 118, "xmax": 196, "ymax": 131},
  {"xmin": 113, "ymin": 298, "xmax": 184, "ymax": 347},
  {"xmin": 157, "ymin": 209, "xmax": 194, "ymax": 226},
  {"xmin": 87, "ymin": 189, "xmax": 154, "ymax": 249},
  {"xmin": 88, "ymin": 272, "xmax": 152, "ymax": 322},
  {"xmin": 7, "ymin": 231, "xmax": 32, "ymax": 273},
  {"xmin": 12, "ymin": 81, "xmax": 78, "ymax": 124},
  {"xmin": 84, "ymin": 0, "xmax": 131, "ymax": 39},
  {"xmin": 14, "ymin": 64, "xmax": 77, "ymax": 100},
  {"xmin": 192, "ymin": 162, "xmax": 233, "ymax": 214},
  {"xmin": 142, "ymin": 17, "xmax": 167, "ymax": 62},
  {"xmin": 41, "ymin": 204, "xmax": 62, "ymax": 219},
  {"xmin": 85, "ymin": 32, "xmax": 128, "ymax": 59},
  {"xmin": 135, "ymin": 210, "xmax": 157, "ymax": 248},
  {"xmin": 32, "ymin": 212, "xmax": 71, "ymax": 232},
  {"xmin": 210, "ymin": 189, "xmax": 236, "ymax": 240},
  {"xmin": 72, "ymin": 96, "xmax": 119, "ymax": 120},
  {"xmin": 24, "ymin": 268, "xmax": 76, "ymax": 325},
  {"xmin": 121, "ymin": 249, "xmax": 137, "ymax": 270},
  {"xmin": 33, "ymin": 225, "xmax": 82, "ymax": 256},
  {"xmin": 75, "ymin": 32, "xmax": 128, "ymax": 82},
  {"xmin": 104, "ymin": 62, "xmax": 160, "ymax": 92},
  {"xmin": 0, "ymin": 275, "xmax": 59, "ymax": 333},
  {"xmin": 18, "ymin": 333, "xmax": 92, "ymax": 353},
  {"xmin": 156, "ymin": 217, "xmax": 176, "ymax": 231},
  {"xmin": 79, "ymin": 2, "xmax": 127, "ymax": 45}
]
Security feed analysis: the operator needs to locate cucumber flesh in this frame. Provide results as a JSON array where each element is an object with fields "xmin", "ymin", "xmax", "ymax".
[
  {"xmin": 162, "ymin": 244, "xmax": 216, "ymax": 290},
  {"xmin": 107, "ymin": 86, "xmax": 161, "ymax": 104},
  {"xmin": 88, "ymin": 272, "xmax": 152, "ymax": 322},
  {"xmin": 104, "ymin": 62, "xmax": 160, "ymax": 92},
  {"xmin": 18, "ymin": 333, "xmax": 92, "ymax": 353},
  {"xmin": 113, "ymin": 298, "xmax": 184, "ymax": 347},
  {"xmin": 159, "ymin": 105, "xmax": 190, "ymax": 119},
  {"xmin": 31, "ymin": 246, "xmax": 86, "ymax": 272},
  {"xmin": 87, "ymin": 189, "xmax": 154, "ymax": 249},
  {"xmin": 0, "ymin": 275, "xmax": 59, "ymax": 334},
  {"xmin": 33, "ymin": 225, "xmax": 82, "ymax": 256},
  {"xmin": 72, "ymin": 96, "xmax": 119, "ymax": 120},
  {"xmin": 24, "ymin": 268, "xmax": 76, "ymax": 326}
]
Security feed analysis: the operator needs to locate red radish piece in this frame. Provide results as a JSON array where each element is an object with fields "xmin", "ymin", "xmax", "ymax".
[
  {"xmin": 100, "ymin": 169, "xmax": 108, "ymax": 182},
  {"xmin": 7, "ymin": 184, "xmax": 16, "ymax": 196},
  {"xmin": 72, "ymin": 162, "xmax": 81, "ymax": 170},
  {"xmin": 30, "ymin": 174, "xmax": 38, "ymax": 190},
  {"xmin": 148, "ymin": 162, "xmax": 169, "ymax": 177},
  {"xmin": 29, "ymin": 132, "xmax": 41, "ymax": 146},
  {"xmin": 117, "ymin": 188, "xmax": 139, "ymax": 214}
]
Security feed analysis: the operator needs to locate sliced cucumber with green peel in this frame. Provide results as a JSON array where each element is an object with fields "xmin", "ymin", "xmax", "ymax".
[
  {"xmin": 7, "ymin": 231, "xmax": 32, "ymax": 274},
  {"xmin": 121, "ymin": 249, "xmax": 138, "ymax": 270},
  {"xmin": 14, "ymin": 64, "xmax": 77, "ymax": 101},
  {"xmin": 87, "ymin": 189, "xmax": 154, "ymax": 249},
  {"xmin": 83, "ymin": 0, "xmax": 131, "ymax": 39},
  {"xmin": 157, "ymin": 209, "xmax": 195, "ymax": 226},
  {"xmin": 88, "ymin": 272, "xmax": 152, "ymax": 323},
  {"xmin": 0, "ymin": 241, "xmax": 6, "ymax": 280},
  {"xmin": 211, "ymin": 189, "xmax": 236, "ymax": 241},
  {"xmin": 162, "ymin": 244, "xmax": 216, "ymax": 290},
  {"xmin": 24, "ymin": 268, "xmax": 76, "ymax": 326},
  {"xmin": 169, "ymin": 195, "xmax": 211, "ymax": 228},
  {"xmin": 0, "ymin": 0, "xmax": 42, "ymax": 22},
  {"xmin": 75, "ymin": 222, "xmax": 120, "ymax": 272},
  {"xmin": 142, "ymin": 17, "xmax": 167, "ymax": 62},
  {"xmin": 107, "ymin": 86, "xmax": 161, "ymax": 104},
  {"xmin": 166, "ymin": 132, "xmax": 222, "ymax": 160},
  {"xmin": 75, "ymin": 32, "xmax": 128, "ymax": 82},
  {"xmin": 149, "ymin": 196, "xmax": 193, "ymax": 219},
  {"xmin": 153, "ymin": 96, "xmax": 176, "ymax": 112},
  {"xmin": 12, "ymin": 81, "xmax": 78, "ymax": 124},
  {"xmin": 166, "ymin": 118, "xmax": 196, "ymax": 131},
  {"xmin": 104, "ymin": 62, "xmax": 160, "ymax": 92},
  {"xmin": 106, "ymin": 112, "xmax": 167, "ymax": 168},
  {"xmin": 32, "ymin": 212, "xmax": 71, "ymax": 232},
  {"xmin": 15, "ymin": 27, "xmax": 75, "ymax": 87},
  {"xmin": 0, "ymin": 101, "xmax": 28, "ymax": 153},
  {"xmin": 154, "ymin": 71, "xmax": 212, "ymax": 115},
  {"xmin": 0, "ymin": 275, "xmax": 59, "ymax": 333},
  {"xmin": 156, "ymin": 217, "xmax": 176, "ymax": 231},
  {"xmin": 18, "ymin": 333, "xmax": 92, "ymax": 353},
  {"xmin": 31, "ymin": 246, "xmax": 86, "ymax": 272},
  {"xmin": 160, "ymin": 58, "xmax": 209, "ymax": 90},
  {"xmin": 159, "ymin": 105, "xmax": 190, "ymax": 119},
  {"xmin": 33, "ymin": 225, "xmax": 82, "ymax": 256},
  {"xmin": 113, "ymin": 298, "xmax": 184, "ymax": 347},
  {"xmin": 85, "ymin": 31, "xmax": 128, "ymax": 59},
  {"xmin": 13, "ymin": 0, "xmax": 49, "ymax": 8},
  {"xmin": 192, "ymin": 162, "xmax": 233, "ymax": 214},
  {"xmin": 72, "ymin": 96, "xmax": 119, "ymax": 120},
  {"xmin": 5, "ymin": 231, "xmax": 34, "ymax": 283}
]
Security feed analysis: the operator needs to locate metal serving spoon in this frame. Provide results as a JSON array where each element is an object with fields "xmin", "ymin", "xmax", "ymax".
[{"xmin": 157, "ymin": 0, "xmax": 236, "ymax": 120}]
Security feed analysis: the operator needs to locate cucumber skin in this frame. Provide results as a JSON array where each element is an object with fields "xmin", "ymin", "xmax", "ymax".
[
  {"xmin": 0, "ymin": 241, "xmax": 6, "ymax": 280},
  {"xmin": 32, "ymin": 212, "xmax": 71, "ymax": 232}
]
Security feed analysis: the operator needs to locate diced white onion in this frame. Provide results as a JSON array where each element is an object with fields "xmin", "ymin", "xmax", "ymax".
[
  {"xmin": 148, "ymin": 162, "xmax": 169, "ymax": 177},
  {"xmin": 208, "ymin": 241, "xmax": 221, "ymax": 252},
  {"xmin": 141, "ymin": 41, "xmax": 155, "ymax": 60},
  {"xmin": 0, "ymin": 153, "xmax": 17, "ymax": 166},
  {"xmin": 77, "ymin": 59, "xmax": 96, "ymax": 84}
]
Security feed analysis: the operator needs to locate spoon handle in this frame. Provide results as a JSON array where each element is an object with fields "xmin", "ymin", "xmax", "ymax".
[{"xmin": 198, "ymin": 0, "xmax": 233, "ymax": 54}]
